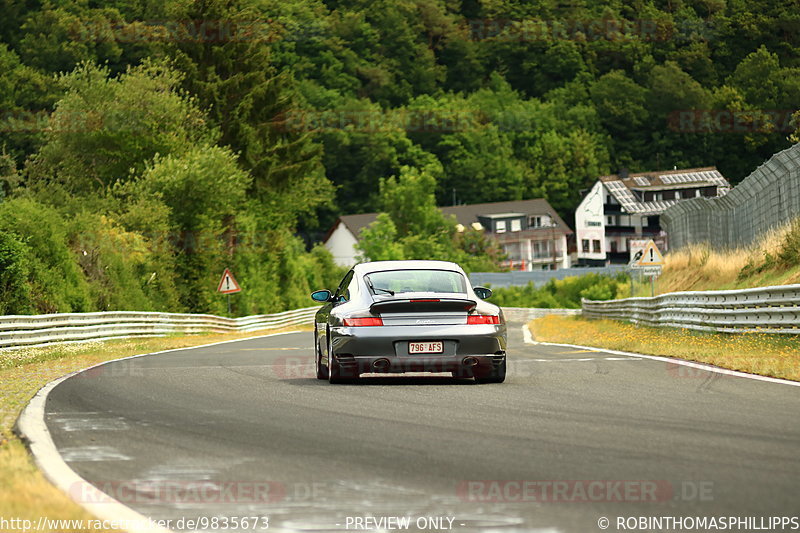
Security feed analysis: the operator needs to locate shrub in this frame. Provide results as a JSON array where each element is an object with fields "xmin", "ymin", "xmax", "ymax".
[
  {"xmin": 0, "ymin": 198, "xmax": 91, "ymax": 313},
  {"xmin": 489, "ymin": 272, "xmax": 625, "ymax": 309},
  {"xmin": 0, "ymin": 232, "xmax": 32, "ymax": 314}
]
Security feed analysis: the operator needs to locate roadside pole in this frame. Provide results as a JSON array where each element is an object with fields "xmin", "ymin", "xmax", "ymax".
[{"xmin": 630, "ymin": 271, "xmax": 635, "ymax": 298}]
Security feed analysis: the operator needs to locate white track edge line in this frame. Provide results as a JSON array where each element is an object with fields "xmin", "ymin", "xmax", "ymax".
[
  {"xmin": 15, "ymin": 329, "xmax": 305, "ymax": 533},
  {"xmin": 521, "ymin": 325, "xmax": 800, "ymax": 387}
]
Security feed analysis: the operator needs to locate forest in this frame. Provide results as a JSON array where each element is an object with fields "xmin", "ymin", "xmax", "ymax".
[{"xmin": 0, "ymin": 0, "xmax": 798, "ymax": 315}]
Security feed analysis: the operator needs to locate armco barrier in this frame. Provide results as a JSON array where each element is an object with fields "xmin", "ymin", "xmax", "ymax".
[
  {"xmin": 0, "ymin": 307, "xmax": 320, "ymax": 350},
  {"xmin": 582, "ymin": 284, "xmax": 800, "ymax": 334},
  {"xmin": 0, "ymin": 306, "xmax": 579, "ymax": 350}
]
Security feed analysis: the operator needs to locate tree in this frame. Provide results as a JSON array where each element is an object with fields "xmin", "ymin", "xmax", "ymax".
[
  {"xmin": 133, "ymin": 144, "xmax": 251, "ymax": 311},
  {"xmin": 26, "ymin": 60, "xmax": 213, "ymax": 196},
  {"xmin": 357, "ymin": 165, "xmax": 504, "ymax": 271},
  {"xmin": 161, "ymin": 0, "xmax": 334, "ymax": 231}
]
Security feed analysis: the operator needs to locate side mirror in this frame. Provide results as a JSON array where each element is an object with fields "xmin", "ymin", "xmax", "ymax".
[
  {"xmin": 473, "ymin": 286, "xmax": 492, "ymax": 300},
  {"xmin": 311, "ymin": 289, "xmax": 333, "ymax": 303}
]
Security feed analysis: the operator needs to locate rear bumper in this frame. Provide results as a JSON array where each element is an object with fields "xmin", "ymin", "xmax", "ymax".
[{"xmin": 328, "ymin": 324, "xmax": 506, "ymax": 376}]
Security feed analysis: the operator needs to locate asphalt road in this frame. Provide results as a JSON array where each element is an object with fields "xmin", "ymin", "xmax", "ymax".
[{"xmin": 44, "ymin": 322, "xmax": 800, "ymax": 533}]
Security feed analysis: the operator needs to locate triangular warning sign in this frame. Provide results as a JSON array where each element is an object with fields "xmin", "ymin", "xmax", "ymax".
[
  {"xmin": 217, "ymin": 268, "xmax": 242, "ymax": 294},
  {"xmin": 635, "ymin": 240, "xmax": 664, "ymax": 267}
]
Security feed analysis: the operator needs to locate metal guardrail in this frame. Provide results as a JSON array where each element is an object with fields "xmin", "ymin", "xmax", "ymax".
[
  {"xmin": 0, "ymin": 307, "xmax": 320, "ymax": 350},
  {"xmin": 0, "ymin": 306, "xmax": 579, "ymax": 351},
  {"xmin": 582, "ymin": 284, "xmax": 800, "ymax": 334}
]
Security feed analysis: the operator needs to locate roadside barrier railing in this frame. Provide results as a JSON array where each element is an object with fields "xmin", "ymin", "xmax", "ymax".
[
  {"xmin": 0, "ymin": 307, "xmax": 320, "ymax": 350},
  {"xmin": 0, "ymin": 306, "xmax": 581, "ymax": 350},
  {"xmin": 582, "ymin": 284, "xmax": 800, "ymax": 334}
]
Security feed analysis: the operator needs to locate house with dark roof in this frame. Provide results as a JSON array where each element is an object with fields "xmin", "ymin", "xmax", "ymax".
[
  {"xmin": 575, "ymin": 167, "xmax": 730, "ymax": 265},
  {"xmin": 324, "ymin": 199, "xmax": 573, "ymax": 270}
]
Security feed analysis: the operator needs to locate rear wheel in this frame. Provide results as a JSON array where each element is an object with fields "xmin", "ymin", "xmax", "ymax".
[
  {"xmin": 475, "ymin": 357, "xmax": 506, "ymax": 384},
  {"xmin": 315, "ymin": 330, "xmax": 328, "ymax": 380},
  {"xmin": 328, "ymin": 355, "xmax": 346, "ymax": 384}
]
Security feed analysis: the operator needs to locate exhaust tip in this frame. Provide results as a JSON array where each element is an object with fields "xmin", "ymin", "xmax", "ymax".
[
  {"xmin": 373, "ymin": 358, "xmax": 391, "ymax": 370},
  {"xmin": 462, "ymin": 357, "xmax": 479, "ymax": 367}
]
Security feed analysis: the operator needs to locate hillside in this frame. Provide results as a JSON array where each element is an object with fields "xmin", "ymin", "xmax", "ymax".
[{"xmin": 0, "ymin": 0, "xmax": 799, "ymax": 315}]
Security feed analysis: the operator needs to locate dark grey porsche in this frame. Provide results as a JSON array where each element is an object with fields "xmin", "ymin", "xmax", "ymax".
[{"xmin": 311, "ymin": 260, "xmax": 507, "ymax": 384}]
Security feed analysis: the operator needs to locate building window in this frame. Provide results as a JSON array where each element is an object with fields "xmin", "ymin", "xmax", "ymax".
[
  {"xmin": 503, "ymin": 243, "xmax": 521, "ymax": 260},
  {"xmin": 511, "ymin": 219, "xmax": 521, "ymax": 232},
  {"xmin": 530, "ymin": 215, "xmax": 551, "ymax": 228},
  {"xmin": 582, "ymin": 239, "xmax": 590, "ymax": 253},
  {"xmin": 606, "ymin": 215, "xmax": 615, "ymax": 226},
  {"xmin": 496, "ymin": 220, "xmax": 506, "ymax": 233},
  {"xmin": 533, "ymin": 240, "xmax": 550, "ymax": 258},
  {"xmin": 592, "ymin": 239, "xmax": 601, "ymax": 253}
]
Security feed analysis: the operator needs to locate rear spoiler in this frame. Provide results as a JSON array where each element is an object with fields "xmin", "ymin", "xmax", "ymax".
[{"xmin": 370, "ymin": 298, "xmax": 477, "ymax": 314}]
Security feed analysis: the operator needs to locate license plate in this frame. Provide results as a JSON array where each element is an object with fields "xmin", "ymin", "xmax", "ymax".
[{"xmin": 408, "ymin": 341, "xmax": 443, "ymax": 354}]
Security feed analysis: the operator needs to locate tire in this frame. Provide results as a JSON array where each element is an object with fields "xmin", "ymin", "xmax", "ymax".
[
  {"xmin": 475, "ymin": 357, "xmax": 506, "ymax": 384},
  {"xmin": 328, "ymin": 351, "xmax": 359, "ymax": 384},
  {"xmin": 328, "ymin": 355, "xmax": 345, "ymax": 384},
  {"xmin": 315, "ymin": 330, "xmax": 328, "ymax": 380}
]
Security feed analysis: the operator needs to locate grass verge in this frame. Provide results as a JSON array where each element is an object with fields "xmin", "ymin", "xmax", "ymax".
[
  {"xmin": 655, "ymin": 217, "xmax": 800, "ymax": 294},
  {"xmin": 0, "ymin": 326, "xmax": 309, "ymax": 530},
  {"xmin": 529, "ymin": 315, "xmax": 799, "ymax": 382}
]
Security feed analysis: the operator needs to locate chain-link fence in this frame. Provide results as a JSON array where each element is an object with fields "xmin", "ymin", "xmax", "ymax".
[{"xmin": 662, "ymin": 143, "xmax": 800, "ymax": 250}]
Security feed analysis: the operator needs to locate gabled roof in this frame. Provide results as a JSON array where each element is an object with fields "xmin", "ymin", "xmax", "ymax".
[
  {"xmin": 332, "ymin": 198, "xmax": 572, "ymax": 239},
  {"xmin": 599, "ymin": 167, "xmax": 730, "ymax": 215}
]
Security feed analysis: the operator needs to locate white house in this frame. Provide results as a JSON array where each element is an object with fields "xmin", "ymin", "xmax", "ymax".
[
  {"xmin": 575, "ymin": 167, "xmax": 730, "ymax": 265},
  {"xmin": 324, "ymin": 199, "xmax": 573, "ymax": 270}
]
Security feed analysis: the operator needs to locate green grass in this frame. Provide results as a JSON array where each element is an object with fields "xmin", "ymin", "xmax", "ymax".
[{"xmin": 530, "ymin": 315, "xmax": 799, "ymax": 381}]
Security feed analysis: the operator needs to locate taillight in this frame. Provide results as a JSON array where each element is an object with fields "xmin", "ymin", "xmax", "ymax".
[
  {"xmin": 410, "ymin": 299, "xmax": 440, "ymax": 302},
  {"xmin": 467, "ymin": 314, "xmax": 500, "ymax": 325},
  {"xmin": 343, "ymin": 317, "xmax": 384, "ymax": 327}
]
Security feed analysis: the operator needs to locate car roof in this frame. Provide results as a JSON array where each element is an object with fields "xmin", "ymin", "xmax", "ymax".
[{"xmin": 353, "ymin": 260, "xmax": 465, "ymax": 275}]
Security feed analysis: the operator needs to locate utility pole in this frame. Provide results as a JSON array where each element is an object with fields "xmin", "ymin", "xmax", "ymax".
[{"xmin": 452, "ymin": 188, "xmax": 457, "ymax": 206}]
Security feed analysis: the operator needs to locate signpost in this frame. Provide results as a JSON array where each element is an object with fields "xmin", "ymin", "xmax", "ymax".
[
  {"xmin": 628, "ymin": 240, "xmax": 664, "ymax": 297},
  {"xmin": 217, "ymin": 268, "xmax": 242, "ymax": 315}
]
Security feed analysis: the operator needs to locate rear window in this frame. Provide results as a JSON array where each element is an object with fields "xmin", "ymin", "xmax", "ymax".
[{"xmin": 365, "ymin": 269, "xmax": 467, "ymax": 294}]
